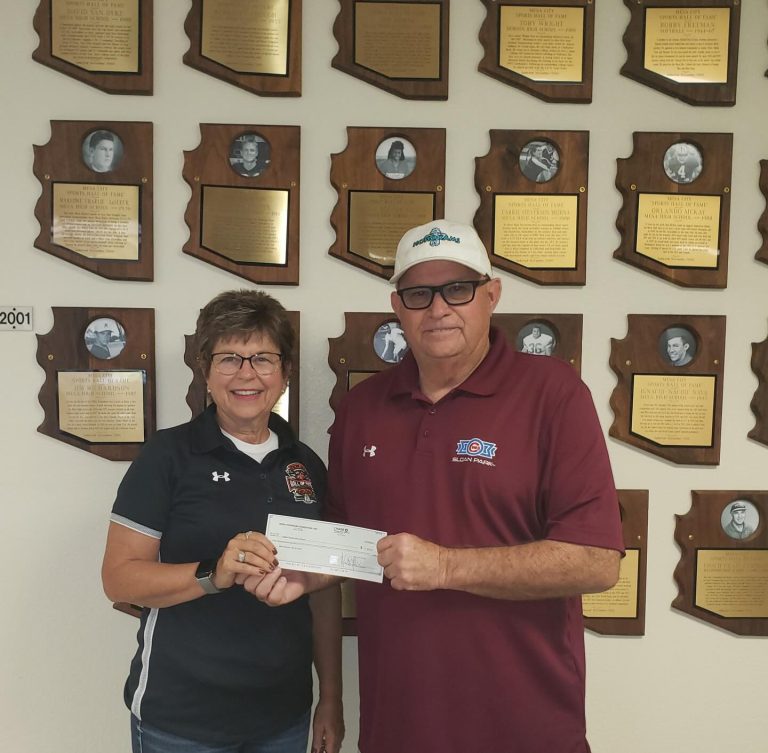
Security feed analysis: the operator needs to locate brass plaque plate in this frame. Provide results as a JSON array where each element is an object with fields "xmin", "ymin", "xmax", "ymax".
[
  {"xmin": 58, "ymin": 370, "xmax": 145, "ymax": 443},
  {"xmin": 582, "ymin": 549, "xmax": 639, "ymax": 619},
  {"xmin": 494, "ymin": 194, "xmax": 577, "ymax": 269},
  {"xmin": 499, "ymin": 6, "xmax": 583, "ymax": 82},
  {"xmin": 631, "ymin": 374, "xmax": 715, "ymax": 447},
  {"xmin": 354, "ymin": 2, "xmax": 440, "ymax": 79},
  {"xmin": 695, "ymin": 550, "xmax": 768, "ymax": 618},
  {"xmin": 348, "ymin": 191, "xmax": 435, "ymax": 265},
  {"xmin": 201, "ymin": 0, "xmax": 289, "ymax": 75},
  {"xmin": 52, "ymin": 183, "xmax": 140, "ymax": 261},
  {"xmin": 51, "ymin": 0, "xmax": 139, "ymax": 73},
  {"xmin": 636, "ymin": 194, "xmax": 720, "ymax": 268},
  {"xmin": 644, "ymin": 7, "xmax": 729, "ymax": 84},
  {"xmin": 201, "ymin": 186, "xmax": 288, "ymax": 264}
]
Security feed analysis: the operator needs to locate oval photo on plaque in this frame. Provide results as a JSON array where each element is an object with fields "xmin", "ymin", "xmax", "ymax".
[
  {"xmin": 81, "ymin": 129, "xmax": 124, "ymax": 174},
  {"xmin": 373, "ymin": 321, "xmax": 409, "ymax": 364},
  {"xmin": 519, "ymin": 140, "xmax": 560, "ymax": 184},
  {"xmin": 375, "ymin": 136, "xmax": 416, "ymax": 180},
  {"xmin": 659, "ymin": 326, "xmax": 697, "ymax": 368},
  {"xmin": 663, "ymin": 142, "xmax": 703, "ymax": 185},
  {"xmin": 517, "ymin": 321, "xmax": 557, "ymax": 356},
  {"xmin": 720, "ymin": 499, "xmax": 760, "ymax": 541},
  {"xmin": 229, "ymin": 133, "xmax": 271, "ymax": 178},
  {"xmin": 84, "ymin": 317, "xmax": 126, "ymax": 360}
]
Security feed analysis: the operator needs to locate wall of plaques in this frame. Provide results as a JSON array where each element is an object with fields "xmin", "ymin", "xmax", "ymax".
[{"xmin": 4, "ymin": 2, "xmax": 768, "ymax": 752}]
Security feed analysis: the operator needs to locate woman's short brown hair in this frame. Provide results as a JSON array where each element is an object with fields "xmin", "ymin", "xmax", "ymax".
[{"xmin": 195, "ymin": 290, "xmax": 295, "ymax": 377}]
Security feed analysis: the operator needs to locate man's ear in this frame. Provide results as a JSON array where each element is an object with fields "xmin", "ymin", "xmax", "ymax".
[
  {"xmin": 391, "ymin": 290, "xmax": 403, "ymax": 318},
  {"xmin": 486, "ymin": 277, "xmax": 502, "ymax": 313}
]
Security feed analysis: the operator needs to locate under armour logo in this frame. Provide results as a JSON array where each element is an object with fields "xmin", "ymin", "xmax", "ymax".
[
  {"xmin": 212, "ymin": 471, "xmax": 230, "ymax": 482},
  {"xmin": 363, "ymin": 445, "xmax": 377, "ymax": 458}
]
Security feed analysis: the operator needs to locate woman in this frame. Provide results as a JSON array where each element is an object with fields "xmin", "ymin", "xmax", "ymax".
[
  {"xmin": 377, "ymin": 139, "xmax": 411, "ymax": 179},
  {"xmin": 102, "ymin": 290, "xmax": 344, "ymax": 753}
]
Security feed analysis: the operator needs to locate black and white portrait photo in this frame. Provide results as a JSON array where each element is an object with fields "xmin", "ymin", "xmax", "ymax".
[
  {"xmin": 663, "ymin": 142, "xmax": 703, "ymax": 185},
  {"xmin": 519, "ymin": 140, "xmax": 560, "ymax": 183},
  {"xmin": 375, "ymin": 136, "xmax": 416, "ymax": 180},
  {"xmin": 720, "ymin": 499, "xmax": 759, "ymax": 541},
  {"xmin": 659, "ymin": 326, "xmax": 696, "ymax": 367},
  {"xmin": 229, "ymin": 133, "xmax": 271, "ymax": 177},
  {"xmin": 84, "ymin": 317, "xmax": 126, "ymax": 360},
  {"xmin": 517, "ymin": 321, "xmax": 556, "ymax": 356},
  {"xmin": 373, "ymin": 321, "xmax": 408, "ymax": 364},
  {"xmin": 82, "ymin": 129, "xmax": 124, "ymax": 174}
]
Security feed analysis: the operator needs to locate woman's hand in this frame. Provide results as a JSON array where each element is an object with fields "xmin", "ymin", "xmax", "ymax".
[
  {"xmin": 213, "ymin": 531, "xmax": 278, "ymax": 590},
  {"xmin": 311, "ymin": 696, "xmax": 344, "ymax": 753}
]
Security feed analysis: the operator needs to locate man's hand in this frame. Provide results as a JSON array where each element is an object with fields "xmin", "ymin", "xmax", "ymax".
[{"xmin": 376, "ymin": 533, "xmax": 446, "ymax": 591}]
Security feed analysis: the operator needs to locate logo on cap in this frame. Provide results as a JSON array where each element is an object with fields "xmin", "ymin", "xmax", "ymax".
[{"xmin": 413, "ymin": 227, "xmax": 461, "ymax": 249}]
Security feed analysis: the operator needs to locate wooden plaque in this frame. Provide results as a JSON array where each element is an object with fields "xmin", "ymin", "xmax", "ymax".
[
  {"xmin": 584, "ymin": 490, "xmax": 648, "ymax": 636},
  {"xmin": 33, "ymin": 120, "xmax": 153, "ymax": 281},
  {"xmin": 474, "ymin": 130, "xmax": 588, "ymax": 285},
  {"xmin": 748, "ymin": 328, "xmax": 768, "ymax": 448},
  {"xmin": 614, "ymin": 132, "xmax": 732, "ymax": 288},
  {"xmin": 620, "ymin": 0, "xmax": 740, "ymax": 106},
  {"xmin": 36, "ymin": 307, "xmax": 156, "ymax": 461},
  {"xmin": 183, "ymin": 124, "xmax": 300, "ymax": 285},
  {"xmin": 33, "ymin": 0, "xmax": 153, "ymax": 94},
  {"xmin": 332, "ymin": 0, "xmax": 449, "ymax": 100},
  {"xmin": 478, "ymin": 0, "xmax": 594, "ymax": 103},
  {"xmin": 183, "ymin": 0, "xmax": 301, "ymax": 96},
  {"xmin": 673, "ymin": 491, "xmax": 768, "ymax": 636},
  {"xmin": 329, "ymin": 127, "xmax": 445, "ymax": 279},
  {"xmin": 756, "ymin": 160, "xmax": 768, "ymax": 267},
  {"xmin": 609, "ymin": 314, "xmax": 725, "ymax": 465},
  {"xmin": 184, "ymin": 310, "xmax": 300, "ymax": 433}
]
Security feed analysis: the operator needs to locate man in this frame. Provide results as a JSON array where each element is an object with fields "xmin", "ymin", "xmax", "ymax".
[
  {"xmin": 89, "ymin": 326, "xmax": 112, "ymax": 359},
  {"xmin": 85, "ymin": 130, "xmax": 116, "ymax": 173},
  {"xmin": 723, "ymin": 501, "xmax": 755, "ymax": 540},
  {"xmin": 666, "ymin": 328, "xmax": 694, "ymax": 366},
  {"xmin": 521, "ymin": 324, "xmax": 554, "ymax": 355},
  {"xmin": 248, "ymin": 220, "xmax": 623, "ymax": 753},
  {"xmin": 379, "ymin": 322, "xmax": 408, "ymax": 363},
  {"xmin": 236, "ymin": 138, "xmax": 267, "ymax": 177}
]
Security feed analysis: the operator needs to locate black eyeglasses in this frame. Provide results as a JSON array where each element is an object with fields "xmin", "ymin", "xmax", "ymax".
[
  {"xmin": 396, "ymin": 279, "xmax": 490, "ymax": 310},
  {"xmin": 211, "ymin": 352, "xmax": 282, "ymax": 376}
]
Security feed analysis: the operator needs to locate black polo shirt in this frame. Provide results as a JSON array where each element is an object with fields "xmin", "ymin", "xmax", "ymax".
[{"xmin": 111, "ymin": 405, "xmax": 325, "ymax": 744}]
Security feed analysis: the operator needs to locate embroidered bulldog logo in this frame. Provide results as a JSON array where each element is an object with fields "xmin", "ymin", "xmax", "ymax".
[{"xmin": 284, "ymin": 462, "xmax": 317, "ymax": 504}]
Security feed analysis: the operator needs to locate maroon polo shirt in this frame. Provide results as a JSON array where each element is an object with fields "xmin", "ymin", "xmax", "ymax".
[{"xmin": 327, "ymin": 328, "xmax": 623, "ymax": 753}]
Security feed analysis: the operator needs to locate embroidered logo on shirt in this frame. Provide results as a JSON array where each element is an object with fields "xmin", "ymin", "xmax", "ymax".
[
  {"xmin": 363, "ymin": 445, "xmax": 377, "ymax": 458},
  {"xmin": 212, "ymin": 471, "xmax": 231, "ymax": 482},
  {"xmin": 453, "ymin": 438, "xmax": 497, "ymax": 467},
  {"xmin": 284, "ymin": 462, "xmax": 317, "ymax": 504}
]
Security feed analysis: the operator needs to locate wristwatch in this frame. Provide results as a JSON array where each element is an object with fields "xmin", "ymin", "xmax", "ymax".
[{"xmin": 195, "ymin": 558, "xmax": 223, "ymax": 595}]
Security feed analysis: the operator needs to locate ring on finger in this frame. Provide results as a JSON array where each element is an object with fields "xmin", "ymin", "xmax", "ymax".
[
  {"xmin": 237, "ymin": 550, "xmax": 246, "ymax": 563},
  {"xmin": 244, "ymin": 530, "xmax": 253, "ymax": 540}
]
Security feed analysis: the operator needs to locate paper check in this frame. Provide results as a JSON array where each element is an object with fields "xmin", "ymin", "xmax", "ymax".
[{"xmin": 266, "ymin": 514, "xmax": 387, "ymax": 583}]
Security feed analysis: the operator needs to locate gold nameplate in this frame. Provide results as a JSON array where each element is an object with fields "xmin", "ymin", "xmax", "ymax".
[
  {"xmin": 494, "ymin": 195, "xmax": 578, "ymax": 269},
  {"xmin": 582, "ymin": 549, "xmax": 639, "ymax": 619},
  {"xmin": 51, "ymin": 0, "xmax": 139, "ymax": 73},
  {"xmin": 636, "ymin": 194, "xmax": 720, "ymax": 268},
  {"xmin": 58, "ymin": 370, "xmax": 145, "ymax": 443},
  {"xmin": 631, "ymin": 374, "xmax": 715, "ymax": 447},
  {"xmin": 644, "ymin": 7, "xmax": 730, "ymax": 85},
  {"xmin": 354, "ymin": 2, "xmax": 440, "ymax": 79},
  {"xmin": 201, "ymin": 0, "xmax": 289, "ymax": 75},
  {"xmin": 349, "ymin": 191, "xmax": 434, "ymax": 265},
  {"xmin": 695, "ymin": 550, "xmax": 768, "ymax": 618},
  {"xmin": 499, "ymin": 6, "xmax": 583, "ymax": 82},
  {"xmin": 201, "ymin": 186, "xmax": 288, "ymax": 265},
  {"xmin": 348, "ymin": 371, "xmax": 376, "ymax": 390},
  {"xmin": 53, "ymin": 183, "xmax": 140, "ymax": 261}
]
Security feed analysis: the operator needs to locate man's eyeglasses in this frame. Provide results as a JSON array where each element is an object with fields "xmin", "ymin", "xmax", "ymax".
[
  {"xmin": 211, "ymin": 352, "xmax": 282, "ymax": 376},
  {"xmin": 396, "ymin": 278, "xmax": 490, "ymax": 310}
]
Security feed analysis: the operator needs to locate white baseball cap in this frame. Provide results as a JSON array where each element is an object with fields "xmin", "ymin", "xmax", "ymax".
[{"xmin": 389, "ymin": 219, "xmax": 493, "ymax": 285}]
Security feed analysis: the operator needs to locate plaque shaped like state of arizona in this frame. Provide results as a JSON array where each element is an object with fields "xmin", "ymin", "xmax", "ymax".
[
  {"xmin": 332, "ymin": 0, "xmax": 449, "ymax": 100},
  {"xmin": 673, "ymin": 491, "xmax": 768, "ymax": 636},
  {"xmin": 614, "ymin": 132, "xmax": 732, "ymax": 288},
  {"xmin": 609, "ymin": 314, "xmax": 725, "ymax": 465},
  {"xmin": 749, "ymin": 326, "xmax": 768, "ymax": 449},
  {"xmin": 620, "ymin": 0, "xmax": 740, "ymax": 106},
  {"xmin": 477, "ymin": 0, "xmax": 594, "ymax": 103}
]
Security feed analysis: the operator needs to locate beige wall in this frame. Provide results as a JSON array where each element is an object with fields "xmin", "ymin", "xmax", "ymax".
[{"xmin": 1, "ymin": 2, "xmax": 766, "ymax": 751}]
